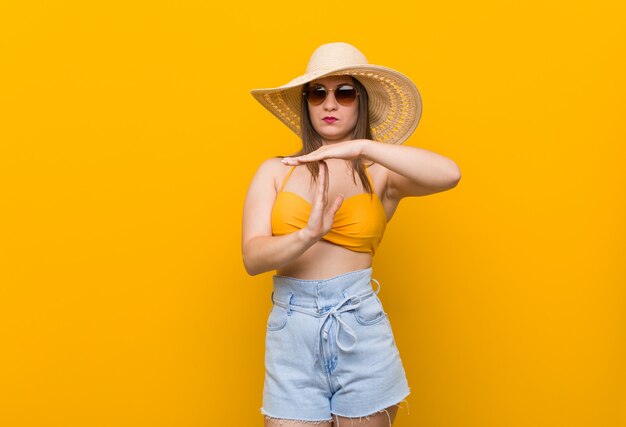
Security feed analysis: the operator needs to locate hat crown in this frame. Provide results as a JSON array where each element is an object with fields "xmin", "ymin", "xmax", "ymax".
[{"xmin": 305, "ymin": 42, "xmax": 368, "ymax": 74}]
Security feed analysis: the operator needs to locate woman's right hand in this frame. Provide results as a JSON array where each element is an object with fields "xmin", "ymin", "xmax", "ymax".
[{"xmin": 302, "ymin": 161, "xmax": 344, "ymax": 243}]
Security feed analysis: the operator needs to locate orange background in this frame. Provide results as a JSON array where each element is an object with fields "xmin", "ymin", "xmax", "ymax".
[{"xmin": 1, "ymin": 1, "xmax": 624, "ymax": 426}]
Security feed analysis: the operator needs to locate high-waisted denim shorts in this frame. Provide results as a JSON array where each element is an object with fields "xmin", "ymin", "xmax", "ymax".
[{"xmin": 260, "ymin": 267, "xmax": 411, "ymax": 423}]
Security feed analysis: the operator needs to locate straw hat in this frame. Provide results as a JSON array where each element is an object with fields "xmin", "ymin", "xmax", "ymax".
[{"xmin": 250, "ymin": 42, "xmax": 422, "ymax": 145}]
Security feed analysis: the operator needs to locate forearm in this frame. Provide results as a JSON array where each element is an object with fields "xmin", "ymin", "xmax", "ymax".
[
  {"xmin": 243, "ymin": 230, "xmax": 316, "ymax": 276},
  {"xmin": 360, "ymin": 140, "xmax": 461, "ymax": 189}
]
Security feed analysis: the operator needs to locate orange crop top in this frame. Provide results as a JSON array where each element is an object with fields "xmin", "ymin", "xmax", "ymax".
[{"xmin": 271, "ymin": 165, "xmax": 388, "ymax": 256}]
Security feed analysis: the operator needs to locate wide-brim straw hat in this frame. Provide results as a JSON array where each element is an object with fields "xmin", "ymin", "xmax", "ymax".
[{"xmin": 250, "ymin": 42, "xmax": 423, "ymax": 145}]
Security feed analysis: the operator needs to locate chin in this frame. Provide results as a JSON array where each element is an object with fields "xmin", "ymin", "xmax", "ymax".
[
  {"xmin": 319, "ymin": 130, "xmax": 349, "ymax": 140},
  {"xmin": 322, "ymin": 137, "xmax": 347, "ymax": 143}
]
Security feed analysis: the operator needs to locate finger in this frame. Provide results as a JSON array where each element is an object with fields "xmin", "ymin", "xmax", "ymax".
[
  {"xmin": 302, "ymin": 146, "xmax": 332, "ymax": 163},
  {"xmin": 321, "ymin": 161, "xmax": 330, "ymax": 207},
  {"xmin": 328, "ymin": 193, "xmax": 345, "ymax": 217},
  {"xmin": 322, "ymin": 161, "xmax": 329, "ymax": 206},
  {"xmin": 314, "ymin": 161, "xmax": 326, "ymax": 208},
  {"xmin": 299, "ymin": 153, "xmax": 323, "ymax": 163},
  {"xmin": 322, "ymin": 160, "xmax": 330, "ymax": 205},
  {"xmin": 281, "ymin": 157, "xmax": 301, "ymax": 165}
]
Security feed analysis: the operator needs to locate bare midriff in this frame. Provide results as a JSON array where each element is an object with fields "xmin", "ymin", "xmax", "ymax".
[{"xmin": 275, "ymin": 239, "xmax": 373, "ymax": 280}]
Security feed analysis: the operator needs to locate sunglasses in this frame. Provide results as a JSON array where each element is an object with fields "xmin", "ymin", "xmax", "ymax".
[{"xmin": 302, "ymin": 84, "xmax": 359, "ymax": 106}]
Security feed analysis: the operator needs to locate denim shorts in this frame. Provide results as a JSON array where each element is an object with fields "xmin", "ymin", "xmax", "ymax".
[{"xmin": 260, "ymin": 267, "xmax": 411, "ymax": 423}]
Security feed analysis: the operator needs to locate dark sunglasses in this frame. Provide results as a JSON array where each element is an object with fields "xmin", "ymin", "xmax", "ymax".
[{"xmin": 302, "ymin": 84, "xmax": 359, "ymax": 106}]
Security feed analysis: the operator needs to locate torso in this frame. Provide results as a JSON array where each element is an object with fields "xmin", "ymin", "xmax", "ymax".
[{"xmin": 272, "ymin": 158, "xmax": 400, "ymax": 280}]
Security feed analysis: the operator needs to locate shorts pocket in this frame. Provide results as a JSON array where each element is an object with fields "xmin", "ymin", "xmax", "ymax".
[
  {"xmin": 353, "ymin": 294, "xmax": 386, "ymax": 326},
  {"xmin": 267, "ymin": 304, "xmax": 288, "ymax": 331}
]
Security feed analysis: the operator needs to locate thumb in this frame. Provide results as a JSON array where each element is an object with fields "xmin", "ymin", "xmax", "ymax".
[{"xmin": 328, "ymin": 193, "xmax": 345, "ymax": 217}]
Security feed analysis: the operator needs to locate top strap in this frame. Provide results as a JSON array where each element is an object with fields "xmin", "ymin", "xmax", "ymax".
[{"xmin": 279, "ymin": 165, "xmax": 297, "ymax": 192}]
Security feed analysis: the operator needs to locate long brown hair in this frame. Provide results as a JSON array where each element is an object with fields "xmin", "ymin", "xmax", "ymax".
[{"xmin": 279, "ymin": 76, "xmax": 375, "ymax": 198}]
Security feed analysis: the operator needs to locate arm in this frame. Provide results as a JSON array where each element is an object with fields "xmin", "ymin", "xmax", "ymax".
[
  {"xmin": 241, "ymin": 159, "xmax": 343, "ymax": 276},
  {"xmin": 243, "ymin": 232, "xmax": 316, "ymax": 276},
  {"xmin": 280, "ymin": 139, "xmax": 461, "ymax": 200},
  {"xmin": 360, "ymin": 140, "xmax": 461, "ymax": 200}
]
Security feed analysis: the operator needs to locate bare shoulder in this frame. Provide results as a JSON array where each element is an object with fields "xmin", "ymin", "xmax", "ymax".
[
  {"xmin": 256, "ymin": 156, "xmax": 284, "ymax": 173},
  {"xmin": 252, "ymin": 157, "xmax": 288, "ymax": 192},
  {"xmin": 364, "ymin": 160, "xmax": 401, "ymax": 222},
  {"xmin": 364, "ymin": 161, "xmax": 390, "ymax": 198}
]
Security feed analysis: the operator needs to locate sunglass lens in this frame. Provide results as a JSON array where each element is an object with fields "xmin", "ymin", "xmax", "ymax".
[
  {"xmin": 306, "ymin": 87, "xmax": 327, "ymax": 105},
  {"xmin": 335, "ymin": 86, "xmax": 357, "ymax": 105}
]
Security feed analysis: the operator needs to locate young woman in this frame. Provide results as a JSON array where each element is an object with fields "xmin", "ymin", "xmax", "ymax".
[{"xmin": 243, "ymin": 42, "xmax": 461, "ymax": 427}]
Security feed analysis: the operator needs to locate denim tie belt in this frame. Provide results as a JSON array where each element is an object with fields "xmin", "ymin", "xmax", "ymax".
[{"xmin": 271, "ymin": 278, "xmax": 380, "ymax": 353}]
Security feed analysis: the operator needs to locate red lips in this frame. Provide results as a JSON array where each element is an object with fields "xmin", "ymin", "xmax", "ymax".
[{"xmin": 323, "ymin": 116, "xmax": 338, "ymax": 123}]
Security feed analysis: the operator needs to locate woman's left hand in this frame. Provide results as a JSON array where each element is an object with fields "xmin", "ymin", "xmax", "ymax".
[{"xmin": 281, "ymin": 139, "xmax": 370, "ymax": 165}]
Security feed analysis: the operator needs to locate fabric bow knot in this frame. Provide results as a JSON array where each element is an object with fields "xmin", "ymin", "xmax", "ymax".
[{"xmin": 319, "ymin": 295, "xmax": 362, "ymax": 352}]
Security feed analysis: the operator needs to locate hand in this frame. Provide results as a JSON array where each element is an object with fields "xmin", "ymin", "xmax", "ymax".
[
  {"xmin": 281, "ymin": 139, "xmax": 369, "ymax": 165},
  {"xmin": 301, "ymin": 161, "xmax": 344, "ymax": 242}
]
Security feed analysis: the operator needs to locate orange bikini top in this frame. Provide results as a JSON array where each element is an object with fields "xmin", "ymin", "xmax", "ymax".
[{"xmin": 271, "ymin": 165, "xmax": 388, "ymax": 256}]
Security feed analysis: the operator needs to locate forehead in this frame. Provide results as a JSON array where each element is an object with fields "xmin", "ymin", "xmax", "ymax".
[{"xmin": 309, "ymin": 74, "xmax": 354, "ymax": 87}]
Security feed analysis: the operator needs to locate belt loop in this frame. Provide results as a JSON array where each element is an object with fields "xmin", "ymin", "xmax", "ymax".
[
  {"xmin": 287, "ymin": 292, "xmax": 294, "ymax": 315},
  {"xmin": 371, "ymin": 278, "xmax": 381, "ymax": 295}
]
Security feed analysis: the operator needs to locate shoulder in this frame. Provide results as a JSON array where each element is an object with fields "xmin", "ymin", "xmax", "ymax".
[
  {"xmin": 256, "ymin": 156, "xmax": 284, "ymax": 173},
  {"xmin": 363, "ymin": 161, "xmax": 390, "ymax": 198},
  {"xmin": 254, "ymin": 157, "xmax": 293, "ymax": 192}
]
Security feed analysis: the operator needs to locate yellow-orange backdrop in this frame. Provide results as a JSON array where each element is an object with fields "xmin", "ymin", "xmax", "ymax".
[{"xmin": 1, "ymin": 1, "xmax": 624, "ymax": 426}]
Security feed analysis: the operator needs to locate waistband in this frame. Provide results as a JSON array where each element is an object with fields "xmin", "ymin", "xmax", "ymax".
[
  {"xmin": 270, "ymin": 267, "xmax": 381, "ymax": 352},
  {"xmin": 271, "ymin": 267, "xmax": 380, "ymax": 309}
]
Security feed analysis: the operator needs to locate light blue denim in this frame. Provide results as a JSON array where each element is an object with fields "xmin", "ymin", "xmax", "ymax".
[{"xmin": 260, "ymin": 267, "xmax": 411, "ymax": 422}]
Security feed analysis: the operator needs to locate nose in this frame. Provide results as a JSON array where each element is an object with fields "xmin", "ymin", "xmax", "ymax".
[{"xmin": 322, "ymin": 91, "xmax": 339, "ymax": 111}]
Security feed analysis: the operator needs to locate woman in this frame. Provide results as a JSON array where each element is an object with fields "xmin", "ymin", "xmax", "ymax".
[{"xmin": 243, "ymin": 42, "xmax": 461, "ymax": 427}]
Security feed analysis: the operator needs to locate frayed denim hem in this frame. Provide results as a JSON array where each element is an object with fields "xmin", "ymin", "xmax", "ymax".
[
  {"xmin": 261, "ymin": 397, "xmax": 410, "ymax": 427},
  {"xmin": 331, "ymin": 398, "xmax": 410, "ymax": 427},
  {"xmin": 261, "ymin": 408, "xmax": 333, "ymax": 425}
]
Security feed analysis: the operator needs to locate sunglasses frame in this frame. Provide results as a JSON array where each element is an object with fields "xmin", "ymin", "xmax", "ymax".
[{"xmin": 302, "ymin": 84, "xmax": 359, "ymax": 106}]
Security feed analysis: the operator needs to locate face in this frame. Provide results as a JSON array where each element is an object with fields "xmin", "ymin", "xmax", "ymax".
[{"xmin": 305, "ymin": 75, "xmax": 359, "ymax": 145}]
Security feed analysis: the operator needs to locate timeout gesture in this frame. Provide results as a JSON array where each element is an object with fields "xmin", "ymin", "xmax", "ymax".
[
  {"xmin": 300, "ymin": 160, "xmax": 344, "ymax": 242},
  {"xmin": 281, "ymin": 140, "xmax": 367, "ymax": 165}
]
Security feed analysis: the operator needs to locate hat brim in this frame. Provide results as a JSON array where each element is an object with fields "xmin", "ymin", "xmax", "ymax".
[{"xmin": 250, "ymin": 64, "xmax": 422, "ymax": 145}]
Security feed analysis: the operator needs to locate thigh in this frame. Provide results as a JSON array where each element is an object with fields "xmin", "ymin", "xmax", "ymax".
[{"xmin": 332, "ymin": 404, "xmax": 399, "ymax": 427}]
